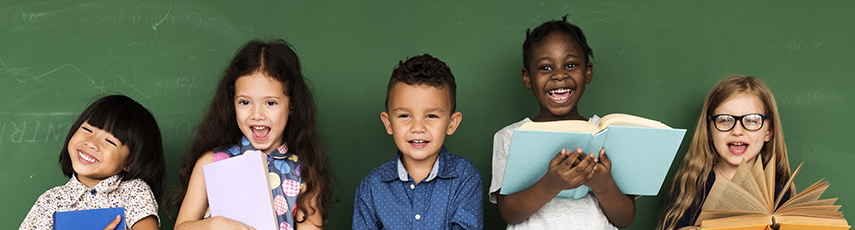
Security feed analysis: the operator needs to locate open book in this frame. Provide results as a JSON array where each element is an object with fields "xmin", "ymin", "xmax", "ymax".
[
  {"xmin": 203, "ymin": 151, "xmax": 278, "ymax": 230},
  {"xmin": 696, "ymin": 155, "xmax": 849, "ymax": 230},
  {"xmin": 500, "ymin": 113, "xmax": 687, "ymax": 199}
]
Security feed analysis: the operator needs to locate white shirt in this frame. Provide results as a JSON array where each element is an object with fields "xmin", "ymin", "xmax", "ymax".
[{"xmin": 489, "ymin": 117, "xmax": 617, "ymax": 230}]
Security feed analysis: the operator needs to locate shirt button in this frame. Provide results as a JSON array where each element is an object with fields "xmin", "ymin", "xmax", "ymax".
[
  {"xmin": 415, "ymin": 214, "xmax": 421, "ymax": 220},
  {"xmin": 410, "ymin": 184, "xmax": 415, "ymax": 190},
  {"xmin": 90, "ymin": 189, "xmax": 97, "ymax": 195}
]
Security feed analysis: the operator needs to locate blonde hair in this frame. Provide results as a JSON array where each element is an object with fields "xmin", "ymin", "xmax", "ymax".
[{"xmin": 657, "ymin": 75, "xmax": 794, "ymax": 230}]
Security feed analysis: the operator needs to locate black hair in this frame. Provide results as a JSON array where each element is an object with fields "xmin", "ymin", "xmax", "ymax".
[
  {"xmin": 385, "ymin": 54, "xmax": 457, "ymax": 112},
  {"xmin": 59, "ymin": 95, "xmax": 166, "ymax": 200},
  {"xmin": 522, "ymin": 15, "xmax": 594, "ymax": 71}
]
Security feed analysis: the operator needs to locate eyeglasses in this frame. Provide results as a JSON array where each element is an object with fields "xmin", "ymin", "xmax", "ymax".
[{"xmin": 708, "ymin": 113, "xmax": 768, "ymax": 131}]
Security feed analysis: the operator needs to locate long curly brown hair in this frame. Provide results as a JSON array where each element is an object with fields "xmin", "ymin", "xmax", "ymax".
[{"xmin": 167, "ymin": 39, "xmax": 333, "ymax": 226}]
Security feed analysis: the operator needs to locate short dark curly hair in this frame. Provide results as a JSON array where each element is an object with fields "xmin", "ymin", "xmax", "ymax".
[
  {"xmin": 385, "ymin": 54, "xmax": 457, "ymax": 112},
  {"xmin": 523, "ymin": 15, "xmax": 594, "ymax": 71}
]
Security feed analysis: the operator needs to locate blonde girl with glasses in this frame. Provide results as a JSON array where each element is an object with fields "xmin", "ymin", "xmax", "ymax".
[{"xmin": 657, "ymin": 75, "xmax": 795, "ymax": 230}]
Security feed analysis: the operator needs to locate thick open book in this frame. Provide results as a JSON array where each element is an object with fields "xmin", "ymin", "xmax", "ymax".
[
  {"xmin": 697, "ymin": 155, "xmax": 850, "ymax": 230},
  {"xmin": 203, "ymin": 151, "xmax": 278, "ymax": 230},
  {"xmin": 54, "ymin": 207, "xmax": 125, "ymax": 230},
  {"xmin": 500, "ymin": 113, "xmax": 687, "ymax": 199}
]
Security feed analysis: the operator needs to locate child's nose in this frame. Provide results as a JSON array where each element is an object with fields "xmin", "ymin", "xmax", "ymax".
[
  {"xmin": 551, "ymin": 71, "xmax": 569, "ymax": 81},
  {"xmin": 410, "ymin": 119, "xmax": 426, "ymax": 133},
  {"xmin": 250, "ymin": 105, "xmax": 265, "ymax": 120},
  {"xmin": 83, "ymin": 139, "xmax": 98, "ymax": 151},
  {"xmin": 730, "ymin": 120, "xmax": 746, "ymax": 135}
]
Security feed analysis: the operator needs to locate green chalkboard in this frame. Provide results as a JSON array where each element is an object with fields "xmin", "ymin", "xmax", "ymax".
[{"xmin": 2, "ymin": 1, "xmax": 853, "ymax": 229}]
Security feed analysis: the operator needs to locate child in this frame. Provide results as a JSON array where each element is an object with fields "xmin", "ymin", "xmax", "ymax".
[
  {"xmin": 352, "ymin": 54, "xmax": 483, "ymax": 229},
  {"xmin": 169, "ymin": 39, "xmax": 333, "ymax": 230},
  {"xmin": 489, "ymin": 16, "xmax": 636, "ymax": 229},
  {"xmin": 20, "ymin": 95, "xmax": 165, "ymax": 230},
  {"xmin": 658, "ymin": 75, "xmax": 794, "ymax": 230}
]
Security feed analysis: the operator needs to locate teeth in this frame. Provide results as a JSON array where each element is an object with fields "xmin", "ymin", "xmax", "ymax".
[
  {"xmin": 730, "ymin": 143, "xmax": 745, "ymax": 146},
  {"xmin": 411, "ymin": 140, "xmax": 426, "ymax": 144},
  {"xmin": 549, "ymin": 88, "xmax": 571, "ymax": 94},
  {"xmin": 79, "ymin": 151, "xmax": 96, "ymax": 163},
  {"xmin": 253, "ymin": 126, "xmax": 266, "ymax": 130}
]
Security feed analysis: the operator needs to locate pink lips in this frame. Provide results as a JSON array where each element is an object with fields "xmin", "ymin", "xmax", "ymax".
[
  {"xmin": 727, "ymin": 141, "xmax": 748, "ymax": 155},
  {"xmin": 547, "ymin": 88, "xmax": 573, "ymax": 103},
  {"xmin": 408, "ymin": 139, "xmax": 429, "ymax": 149}
]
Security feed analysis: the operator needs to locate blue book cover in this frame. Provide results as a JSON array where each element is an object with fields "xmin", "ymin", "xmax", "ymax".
[
  {"xmin": 54, "ymin": 207, "xmax": 126, "ymax": 230},
  {"xmin": 500, "ymin": 115, "xmax": 687, "ymax": 199}
]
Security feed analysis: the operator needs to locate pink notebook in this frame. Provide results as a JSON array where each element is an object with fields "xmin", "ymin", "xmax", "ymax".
[{"xmin": 203, "ymin": 151, "xmax": 277, "ymax": 230}]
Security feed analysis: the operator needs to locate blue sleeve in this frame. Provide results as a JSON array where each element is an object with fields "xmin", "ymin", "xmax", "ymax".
[
  {"xmin": 352, "ymin": 178, "xmax": 380, "ymax": 230},
  {"xmin": 449, "ymin": 165, "xmax": 484, "ymax": 230}
]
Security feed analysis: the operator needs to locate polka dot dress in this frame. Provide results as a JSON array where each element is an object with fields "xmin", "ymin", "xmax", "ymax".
[{"xmin": 213, "ymin": 136, "xmax": 302, "ymax": 230}]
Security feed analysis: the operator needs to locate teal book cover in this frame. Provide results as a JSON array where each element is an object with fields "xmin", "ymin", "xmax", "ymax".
[
  {"xmin": 500, "ymin": 126, "xmax": 686, "ymax": 198},
  {"xmin": 54, "ymin": 207, "xmax": 125, "ymax": 230}
]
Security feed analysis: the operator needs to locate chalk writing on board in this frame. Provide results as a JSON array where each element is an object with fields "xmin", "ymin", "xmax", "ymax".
[
  {"xmin": 0, "ymin": 116, "xmax": 199, "ymax": 146},
  {"xmin": 777, "ymin": 91, "xmax": 822, "ymax": 105},
  {"xmin": 0, "ymin": 120, "xmax": 68, "ymax": 146},
  {"xmin": 0, "ymin": 57, "xmax": 152, "ymax": 99},
  {"xmin": 17, "ymin": 5, "xmax": 127, "ymax": 29},
  {"xmin": 161, "ymin": 119, "xmax": 194, "ymax": 141},
  {"xmin": 758, "ymin": 40, "xmax": 822, "ymax": 52},
  {"xmin": 14, "ymin": 3, "xmax": 204, "ymax": 30},
  {"xmin": 126, "ymin": 42, "xmax": 201, "ymax": 59},
  {"xmin": 0, "ymin": 58, "xmax": 35, "ymax": 83},
  {"xmin": 155, "ymin": 77, "xmax": 203, "ymax": 95}
]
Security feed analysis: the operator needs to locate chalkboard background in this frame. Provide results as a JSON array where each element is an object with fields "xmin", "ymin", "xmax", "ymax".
[{"xmin": 2, "ymin": 1, "xmax": 853, "ymax": 229}]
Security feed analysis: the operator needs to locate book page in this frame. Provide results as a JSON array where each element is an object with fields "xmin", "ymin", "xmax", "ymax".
[
  {"xmin": 599, "ymin": 113, "xmax": 672, "ymax": 129},
  {"xmin": 702, "ymin": 173, "xmax": 769, "ymax": 214},
  {"xmin": 782, "ymin": 198, "xmax": 839, "ymax": 209},
  {"xmin": 697, "ymin": 210, "xmax": 766, "ymax": 225},
  {"xmin": 699, "ymin": 213, "xmax": 772, "ymax": 228},
  {"xmin": 776, "ymin": 162, "xmax": 802, "ymax": 208},
  {"xmin": 763, "ymin": 155, "xmax": 776, "ymax": 208},
  {"xmin": 731, "ymin": 159, "xmax": 767, "ymax": 210},
  {"xmin": 779, "ymin": 179, "xmax": 829, "ymax": 210},
  {"xmin": 750, "ymin": 156, "xmax": 770, "ymax": 210},
  {"xmin": 519, "ymin": 120, "xmax": 601, "ymax": 133},
  {"xmin": 777, "ymin": 207, "xmax": 843, "ymax": 216}
]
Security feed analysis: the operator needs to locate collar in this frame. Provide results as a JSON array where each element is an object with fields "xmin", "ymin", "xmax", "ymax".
[
  {"xmin": 58, "ymin": 175, "xmax": 122, "ymax": 206},
  {"xmin": 381, "ymin": 146, "xmax": 458, "ymax": 182},
  {"xmin": 238, "ymin": 136, "xmax": 293, "ymax": 160}
]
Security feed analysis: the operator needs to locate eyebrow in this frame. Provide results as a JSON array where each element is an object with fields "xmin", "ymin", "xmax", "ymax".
[
  {"xmin": 390, "ymin": 108, "xmax": 446, "ymax": 113},
  {"xmin": 536, "ymin": 54, "xmax": 583, "ymax": 63}
]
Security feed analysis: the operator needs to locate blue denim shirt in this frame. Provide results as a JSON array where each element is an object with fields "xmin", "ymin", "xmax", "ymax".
[{"xmin": 353, "ymin": 147, "xmax": 483, "ymax": 230}]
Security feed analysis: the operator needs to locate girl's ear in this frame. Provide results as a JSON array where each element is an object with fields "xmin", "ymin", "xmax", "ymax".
[
  {"xmin": 764, "ymin": 126, "xmax": 773, "ymax": 142},
  {"xmin": 584, "ymin": 62, "xmax": 593, "ymax": 84},
  {"xmin": 522, "ymin": 68, "xmax": 532, "ymax": 89}
]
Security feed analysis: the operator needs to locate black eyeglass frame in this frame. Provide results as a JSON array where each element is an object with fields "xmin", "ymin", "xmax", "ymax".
[{"xmin": 707, "ymin": 113, "xmax": 769, "ymax": 132}]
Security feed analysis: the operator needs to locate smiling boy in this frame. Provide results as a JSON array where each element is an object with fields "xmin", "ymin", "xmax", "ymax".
[{"xmin": 353, "ymin": 54, "xmax": 483, "ymax": 230}]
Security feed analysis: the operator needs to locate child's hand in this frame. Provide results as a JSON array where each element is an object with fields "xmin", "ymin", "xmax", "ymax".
[
  {"xmin": 102, "ymin": 215, "xmax": 122, "ymax": 230},
  {"xmin": 585, "ymin": 148, "xmax": 618, "ymax": 193},
  {"xmin": 541, "ymin": 148, "xmax": 595, "ymax": 194}
]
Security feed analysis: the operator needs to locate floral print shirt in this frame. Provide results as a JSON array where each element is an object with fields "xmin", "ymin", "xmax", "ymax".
[{"xmin": 20, "ymin": 175, "xmax": 159, "ymax": 229}]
